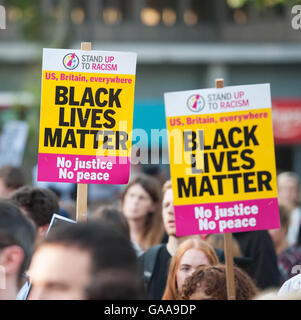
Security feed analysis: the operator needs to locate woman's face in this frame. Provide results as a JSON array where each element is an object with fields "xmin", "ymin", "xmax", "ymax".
[
  {"xmin": 122, "ymin": 184, "xmax": 155, "ymax": 221},
  {"xmin": 176, "ymin": 248, "xmax": 210, "ymax": 291}
]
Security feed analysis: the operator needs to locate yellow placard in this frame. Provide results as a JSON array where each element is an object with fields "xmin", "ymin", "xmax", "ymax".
[
  {"xmin": 167, "ymin": 108, "xmax": 277, "ymax": 206},
  {"xmin": 39, "ymin": 71, "xmax": 136, "ymax": 158}
]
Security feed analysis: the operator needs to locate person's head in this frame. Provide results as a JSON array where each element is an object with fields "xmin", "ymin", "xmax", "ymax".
[
  {"xmin": 0, "ymin": 166, "xmax": 25, "ymax": 199},
  {"xmin": 162, "ymin": 238, "xmax": 219, "ymax": 300},
  {"xmin": 121, "ymin": 174, "xmax": 163, "ymax": 250},
  {"xmin": 10, "ymin": 186, "xmax": 59, "ymax": 240},
  {"xmin": 91, "ymin": 206, "xmax": 130, "ymax": 239},
  {"xmin": 181, "ymin": 264, "xmax": 258, "ymax": 300},
  {"xmin": 28, "ymin": 222, "xmax": 138, "ymax": 300},
  {"xmin": 205, "ymin": 233, "xmax": 242, "ymax": 257},
  {"xmin": 268, "ymin": 205, "xmax": 290, "ymax": 253},
  {"xmin": 277, "ymin": 172, "xmax": 300, "ymax": 211},
  {"xmin": 161, "ymin": 180, "xmax": 176, "ymax": 236},
  {"xmin": 86, "ymin": 269, "xmax": 145, "ymax": 300},
  {"xmin": 0, "ymin": 200, "xmax": 36, "ymax": 299}
]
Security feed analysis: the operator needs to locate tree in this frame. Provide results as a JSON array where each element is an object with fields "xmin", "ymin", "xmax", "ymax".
[
  {"xmin": 7, "ymin": 0, "xmax": 72, "ymax": 47},
  {"xmin": 227, "ymin": 0, "xmax": 301, "ymax": 9}
]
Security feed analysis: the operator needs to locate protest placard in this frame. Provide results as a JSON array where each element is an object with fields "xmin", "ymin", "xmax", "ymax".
[
  {"xmin": 37, "ymin": 47, "xmax": 137, "ymax": 186},
  {"xmin": 164, "ymin": 83, "xmax": 280, "ymax": 237},
  {"xmin": 46, "ymin": 213, "xmax": 76, "ymax": 237}
]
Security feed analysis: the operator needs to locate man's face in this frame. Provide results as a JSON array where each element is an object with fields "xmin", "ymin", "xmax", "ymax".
[
  {"xmin": 162, "ymin": 188, "xmax": 176, "ymax": 236},
  {"xmin": 28, "ymin": 244, "xmax": 91, "ymax": 300}
]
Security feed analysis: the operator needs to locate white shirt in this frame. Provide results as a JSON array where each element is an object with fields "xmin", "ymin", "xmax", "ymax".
[
  {"xmin": 278, "ymin": 273, "xmax": 301, "ymax": 297},
  {"xmin": 16, "ymin": 280, "xmax": 31, "ymax": 300}
]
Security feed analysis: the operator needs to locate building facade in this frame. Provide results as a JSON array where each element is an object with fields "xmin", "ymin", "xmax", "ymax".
[{"xmin": 0, "ymin": 0, "xmax": 301, "ymax": 176}]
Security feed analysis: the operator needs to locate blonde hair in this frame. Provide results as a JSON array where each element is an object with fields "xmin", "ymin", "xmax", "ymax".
[
  {"xmin": 162, "ymin": 238, "xmax": 219, "ymax": 300},
  {"xmin": 162, "ymin": 180, "xmax": 172, "ymax": 196}
]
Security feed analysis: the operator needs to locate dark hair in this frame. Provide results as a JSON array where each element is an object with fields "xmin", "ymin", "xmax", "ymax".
[
  {"xmin": 44, "ymin": 222, "xmax": 138, "ymax": 276},
  {"xmin": 0, "ymin": 166, "xmax": 25, "ymax": 190},
  {"xmin": 0, "ymin": 200, "xmax": 36, "ymax": 283},
  {"xmin": 91, "ymin": 206, "xmax": 130, "ymax": 239},
  {"xmin": 86, "ymin": 269, "xmax": 145, "ymax": 300},
  {"xmin": 181, "ymin": 264, "xmax": 258, "ymax": 300},
  {"xmin": 10, "ymin": 186, "xmax": 59, "ymax": 227},
  {"xmin": 278, "ymin": 205, "xmax": 289, "ymax": 230},
  {"xmin": 121, "ymin": 174, "xmax": 164, "ymax": 250}
]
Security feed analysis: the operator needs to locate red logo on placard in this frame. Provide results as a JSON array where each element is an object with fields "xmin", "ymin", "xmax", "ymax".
[{"xmin": 63, "ymin": 53, "xmax": 79, "ymax": 70}]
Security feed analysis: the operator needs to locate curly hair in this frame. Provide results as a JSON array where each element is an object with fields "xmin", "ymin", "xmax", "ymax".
[
  {"xmin": 10, "ymin": 186, "xmax": 59, "ymax": 227},
  {"xmin": 181, "ymin": 264, "xmax": 258, "ymax": 300}
]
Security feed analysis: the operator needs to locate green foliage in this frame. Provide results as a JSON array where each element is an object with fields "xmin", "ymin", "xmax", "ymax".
[
  {"xmin": 6, "ymin": 0, "xmax": 48, "ymax": 41},
  {"xmin": 227, "ymin": 0, "xmax": 301, "ymax": 9},
  {"xmin": 5, "ymin": 0, "xmax": 301, "ymax": 42}
]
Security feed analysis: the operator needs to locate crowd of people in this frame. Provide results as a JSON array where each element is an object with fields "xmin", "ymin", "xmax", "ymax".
[{"xmin": 1, "ymin": 164, "xmax": 301, "ymax": 300}]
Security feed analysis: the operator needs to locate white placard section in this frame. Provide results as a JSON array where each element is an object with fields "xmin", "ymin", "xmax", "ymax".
[
  {"xmin": 43, "ymin": 48, "xmax": 137, "ymax": 75},
  {"xmin": 164, "ymin": 83, "xmax": 271, "ymax": 117}
]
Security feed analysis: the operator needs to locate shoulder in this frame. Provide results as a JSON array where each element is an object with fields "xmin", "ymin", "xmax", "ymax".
[
  {"xmin": 140, "ymin": 244, "xmax": 166, "ymax": 288},
  {"xmin": 278, "ymin": 273, "xmax": 301, "ymax": 297},
  {"xmin": 235, "ymin": 230, "xmax": 272, "ymax": 246},
  {"xmin": 142, "ymin": 244, "xmax": 165, "ymax": 260},
  {"xmin": 140, "ymin": 244, "xmax": 165, "ymax": 265},
  {"xmin": 132, "ymin": 242, "xmax": 144, "ymax": 257}
]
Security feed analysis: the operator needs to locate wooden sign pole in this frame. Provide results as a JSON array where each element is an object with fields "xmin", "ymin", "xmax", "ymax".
[
  {"xmin": 216, "ymin": 78, "xmax": 236, "ymax": 300},
  {"xmin": 76, "ymin": 42, "xmax": 91, "ymax": 222}
]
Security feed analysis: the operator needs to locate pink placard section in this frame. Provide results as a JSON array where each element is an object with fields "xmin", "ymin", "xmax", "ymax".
[
  {"xmin": 37, "ymin": 153, "xmax": 130, "ymax": 184},
  {"xmin": 174, "ymin": 198, "xmax": 280, "ymax": 236}
]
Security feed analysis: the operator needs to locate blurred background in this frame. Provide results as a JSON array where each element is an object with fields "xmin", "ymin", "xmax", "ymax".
[{"xmin": 0, "ymin": 0, "xmax": 301, "ymax": 186}]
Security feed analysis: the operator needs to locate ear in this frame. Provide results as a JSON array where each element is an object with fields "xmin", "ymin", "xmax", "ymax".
[
  {"xmin": 0, "ymin": 246, "xmax": 24, "ymax": 276},
  {"xmin": 38, "ymin": 224, "xmax": 50, "ymax": 237}
]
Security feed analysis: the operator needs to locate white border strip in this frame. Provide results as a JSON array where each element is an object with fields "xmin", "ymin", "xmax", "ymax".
[
  {"xmin": 43, "ymin": 48, "xmax": 137, "ymax": 75},
  {"xmin": 164, "ymin": 83, "xmax": 271, "ymax": 117}
]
